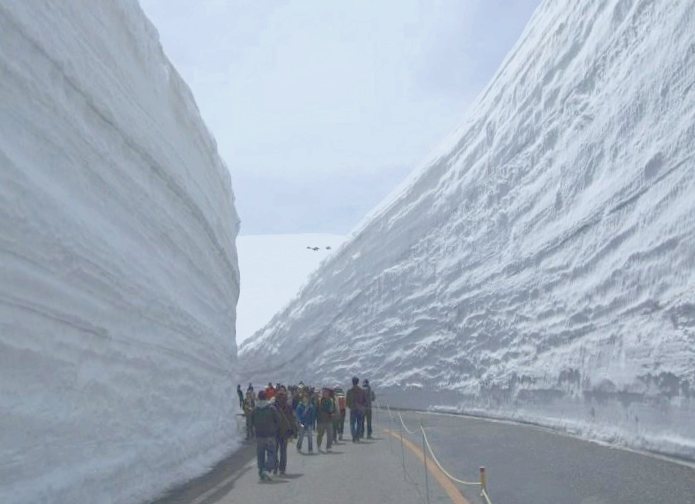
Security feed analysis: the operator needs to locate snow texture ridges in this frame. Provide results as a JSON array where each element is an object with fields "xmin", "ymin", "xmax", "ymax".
[
  {"xmin": 0, "ymin": 1, "xmax": 239, "ymax": 502},
  {"xmin": 241, "ymin": 0, "xmax": 695, "ymax": 460}
]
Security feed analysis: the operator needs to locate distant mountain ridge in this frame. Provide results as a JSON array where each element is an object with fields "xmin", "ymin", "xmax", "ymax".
[{"xmin": 240, "ymin": 0, "xmax": 695, "ymax": 460}]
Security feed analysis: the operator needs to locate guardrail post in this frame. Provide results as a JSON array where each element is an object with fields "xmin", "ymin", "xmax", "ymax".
[
  {"xmin": 480, "ymin": 466, "xmax": 487, "ymax": 493},
  {"xmin": 421, "ymin": 421, "xmax": 431, "ymax": 504}
]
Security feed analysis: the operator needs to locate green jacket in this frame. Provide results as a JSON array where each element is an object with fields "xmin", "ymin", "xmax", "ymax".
[{"xmin": 317, "ymin": 397, "xmax": 336, "ymax": 423}]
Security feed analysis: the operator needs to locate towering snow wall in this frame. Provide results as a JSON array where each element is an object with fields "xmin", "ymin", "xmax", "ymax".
[
  {"xmin": 241, "ymin": 0, "xmax": 695, "ymax": 459},
  {"xmin": 0, "ymin": 2, "xmax": 239, "ymax": 502}
]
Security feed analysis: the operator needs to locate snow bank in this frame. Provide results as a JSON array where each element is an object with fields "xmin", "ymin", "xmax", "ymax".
[
  {"xmin": 240, "ymin": 0, "xmax": 695, "ymax": 460},
  {"xmin": 0, "ymin": 2, "xmax": 239, "ymax": 502}
]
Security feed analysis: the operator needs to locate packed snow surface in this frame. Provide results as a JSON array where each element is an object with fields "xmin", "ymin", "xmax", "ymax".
[
  {"xmin": 236, "ymin": 234, "xmax": 345, "ymax": 344},
  {"xmin": 0, "ymin": 2, "xmax": 239, "ymax": 502},
  {"xmin": 241, "ymin": 0, "xmax": 695, "ymax": 460}
]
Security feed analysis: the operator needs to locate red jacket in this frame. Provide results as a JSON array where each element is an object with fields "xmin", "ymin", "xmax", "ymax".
[{"xmin": 346, "ymin": 386, "xmax": 367, "ymax": 412}]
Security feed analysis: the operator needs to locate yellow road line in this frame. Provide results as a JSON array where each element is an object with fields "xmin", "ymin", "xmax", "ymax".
[{"xmin": 384, "ymin": 429, "xmax": 471, "ymax": 504}]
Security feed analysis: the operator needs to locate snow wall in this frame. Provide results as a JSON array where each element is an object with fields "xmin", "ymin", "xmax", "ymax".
[
  {"xmin": 0, "ymin": 2, "xmax": 240, "ymax": 502},
  {"xmin": 241, "ymin": 0, "xmax": 695, "ymax": 460}
]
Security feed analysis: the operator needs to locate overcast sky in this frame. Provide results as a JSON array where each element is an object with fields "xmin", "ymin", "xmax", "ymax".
[{"xmin": 140, "ymin": 0, "xmax": 541, "ymax": 235}]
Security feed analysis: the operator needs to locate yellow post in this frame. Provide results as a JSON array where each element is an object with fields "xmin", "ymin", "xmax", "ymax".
[{"xmin": 479, "ymin": 466, "xmax": 487, "ymax": 493}]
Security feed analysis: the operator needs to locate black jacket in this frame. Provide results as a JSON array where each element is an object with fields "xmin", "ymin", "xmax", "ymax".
[{"xmin": 252, "ymin": 401, "xmax": 280, "ymax": 437}]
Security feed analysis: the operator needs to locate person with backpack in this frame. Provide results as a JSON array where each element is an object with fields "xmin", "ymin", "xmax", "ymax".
[
  {"xmin": 295, "ymin": 393, "xmax": 316, "ymax": 453},
  {"xmin": 346, "ymin": 376, "xmax": 367, "ymax": 442},
  {"xmin": 252, "ymin": 390, "xmax": 280, "ymax": 481},
  {"xmin": 273, "ymin": 387, "xmax": 297, "ymax": 475},
  {"xmin": 334, "ymin": 387, "xmax": 347, "ymax": 441},
  {"xmin": 316, "ymin": 388, "xmax": 335, "ymax": 452},
  {"xmin": 363, "ymin": 379, "xmax": 376, "ymax": 439}
]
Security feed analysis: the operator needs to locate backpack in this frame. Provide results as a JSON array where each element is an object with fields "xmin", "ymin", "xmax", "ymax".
[{"xmin": 277, "ymin": 408, "xmax": 291, "ymax": 436}]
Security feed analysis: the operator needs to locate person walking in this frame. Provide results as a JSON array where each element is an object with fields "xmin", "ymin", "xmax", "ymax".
[
  {"xmin": 295, "ymin": 393, "xmax": 316, "ymax": 453},
  {"xmin": 363, "ymin": 379, "xmax": 376, "ymax": 438},
  {"xmin": 265, "ymin": 382, "xmax": 276, "ymax": 401},
  {"xmin": 273, "ymin": 388, "xmax": 297, "ymax": 475},
  {"xmin": 334, "ymin": 387, "xmax": 347, "ymax": 441},
  {"xmin": 236, "ymin": 384, "xmax": 244, "ymax": 409},
  {"xmin": 346, "ymin": 376, "xmax": 367, "ymax": 442},
  {"xmin": 242, "ymin": 390, "xmax": 256, "ymax": 440},
  {"xmin": 329, "ymin": 388, "xmax": 340, "ymax": 443},
  {"xmin": 291, "ymin": 386, "xmax": 301, "ymax": 411},
  {"xmin": 252, "ymin": 390, "xmax": 280, "ymax": 481},
  {"xmin": 316, "ymin": 388, "xmax": 335, "ymax": 452}
]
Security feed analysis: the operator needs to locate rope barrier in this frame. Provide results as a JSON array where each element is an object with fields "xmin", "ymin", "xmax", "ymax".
[
  {"xmin": 385, "ymin": 403, "xmax": 495, "ymax": 503},
  {"xmin": 420, "ymin": 421, "xmax": 431, "ymax": 504},
  {"xmin": 383, "ymin": 403, "xmax": 394, "ymax": 453},
  {"xmin": 397, "ymin": 411, "xmax": 419, "ymax": 435},
  {"xmin": 419, "ymin": 425, "xmax": 481, "ymax": 486}
]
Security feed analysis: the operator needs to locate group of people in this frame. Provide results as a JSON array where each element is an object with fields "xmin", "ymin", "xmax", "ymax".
[{"xmin": 236, "ymin": 377, "xmax": 376, "ymax": 481}]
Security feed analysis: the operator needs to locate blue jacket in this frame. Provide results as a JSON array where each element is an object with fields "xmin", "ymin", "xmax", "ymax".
[{"xmin": 295, "ymin": 402, "xmax": 316, "ymax": 427}]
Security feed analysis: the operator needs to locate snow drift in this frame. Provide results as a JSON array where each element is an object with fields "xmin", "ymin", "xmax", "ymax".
[
  {"xmin": 241, "ymin": 0, "xmax": 695, "ymax": 460},
  {"xmin": 0, "ymin": 2, "xmax": 239, "ymax": 502}
]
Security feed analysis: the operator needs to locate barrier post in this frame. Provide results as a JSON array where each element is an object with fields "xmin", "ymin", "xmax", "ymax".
[
  {"xmin": 387, "ymin": 405, "xmax": 394, "ymax": 453},
  {"xmin": 480, "ymin": 466, "xmax": 487, "ymax": 493},
  {"xmin": 398, "ymin": 408, "xmax": 406, "ymax": 481},
  {"xmin": 420, "ymin": 421, "xmax": 431, "ymax": 504}
]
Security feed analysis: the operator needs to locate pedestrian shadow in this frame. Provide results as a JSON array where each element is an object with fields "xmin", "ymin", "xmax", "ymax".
[
  {"xmin": 259, "ymin": 478, "xmax": 289, "ymax": 485},
  {"xmin": 278, "ymin": 473, "xmax": 303, "ymax": 479},
  {"xmin": 321, "ymin": 451, "xmax": 344, "ymax": 455},
  {"xmin": 151, "ymin": 444, "xmax": 256, "ymax": 503},
  {"xmin": 298, "ymin": 451, "xmax": 319, "ymax": 456}
]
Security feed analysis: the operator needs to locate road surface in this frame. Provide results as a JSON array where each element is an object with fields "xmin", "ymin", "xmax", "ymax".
[
  {"xmin": 391, "ymin": 408, "xmax": 695, "ymax": 504},
  {"xmin": 153, "ymin": 408, "xmax": 695, "ymax": 504},
  {"xmin": 152, "ymin": 420, "xmax": 451, "ymax": 504}
]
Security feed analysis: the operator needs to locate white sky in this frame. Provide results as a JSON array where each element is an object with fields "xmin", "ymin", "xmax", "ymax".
[
  {"xmin": 140, "ymin": 0, "xmax": 541, "ymax": 235},
  {"xmin": 235, "ymin": 234, "xmax": 346, "ymax": 343}
]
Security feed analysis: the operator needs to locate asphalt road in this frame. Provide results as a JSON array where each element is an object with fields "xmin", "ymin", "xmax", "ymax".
[
  {"xmin": 391, "ymin": 409, "xmax": 695, "ymax": 504},
  {"xmin": 152, "ymin": 408, "xmax": 695, "ymax": 504},
  {"xmin": 151, "ymin": 421, "xmax": 450, "ymax": 504}
]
